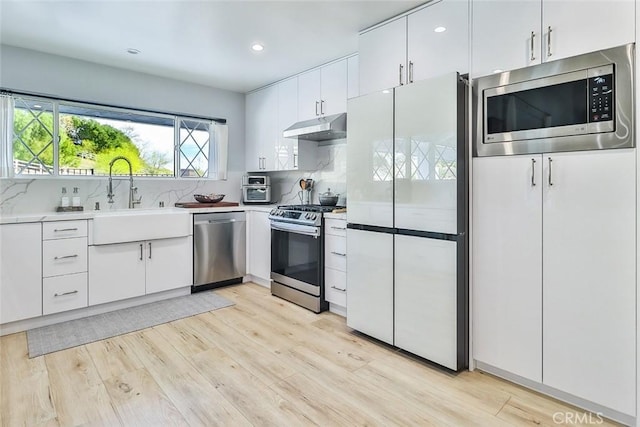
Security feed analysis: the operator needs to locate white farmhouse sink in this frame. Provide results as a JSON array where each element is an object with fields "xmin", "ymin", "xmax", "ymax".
[{"xmin": 91, "ymin": 209, "xmax": 191, "ymax": 245}]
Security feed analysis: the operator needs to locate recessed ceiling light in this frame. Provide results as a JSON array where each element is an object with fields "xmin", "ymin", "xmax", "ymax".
[
  {"xmin": 251, "ymin": 43, "xmax": 264, "ymax": 52},
  {"xmin": 493, "ymin": 69, "xmax": 504, "ymax": 74},
  {"xmin": 126, "ymin": 48, "xmax": 140, "ymax": 55},
  {"xmin": 434, "ymin": 26, "xmax": 447, "ymax": 33}
]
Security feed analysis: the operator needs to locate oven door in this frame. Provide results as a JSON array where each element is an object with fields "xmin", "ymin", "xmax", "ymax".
[{"xmin": 270, "ymin": 221, "xmax": 322, "ymax": 296}]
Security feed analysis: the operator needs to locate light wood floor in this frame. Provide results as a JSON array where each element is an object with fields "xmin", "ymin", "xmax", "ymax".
[{"xmin": 0, "ymin": 283, "xmax": 621, "ymax": 427}]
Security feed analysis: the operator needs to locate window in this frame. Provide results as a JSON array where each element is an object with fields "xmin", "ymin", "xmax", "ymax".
[{"xmin": 5, "ymin": 94, "xmax": 226, "ymax": 179}]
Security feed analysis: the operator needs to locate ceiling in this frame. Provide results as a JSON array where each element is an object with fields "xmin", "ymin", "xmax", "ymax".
[{"xmin": 0, "ymin": 0, "xmax": 426, "ymax": 93}]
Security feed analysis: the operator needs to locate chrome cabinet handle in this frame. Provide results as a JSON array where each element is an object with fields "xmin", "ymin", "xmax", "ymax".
[
  {"xmin": 320, "ymin": 100, "xmax": 325, "ymax": 115},
  {"xmin": 547, "ymin": 26, "xmax": 552, "ymax": 57},
  {"xmin": 54, "ymin": 290, "xmax": 78, "ymax": 297},
  {"xmin": 399, "ymin": 63, "xmax": 404, "ymax": 85},
  {"xmin": 530, "ymin": 31, "xmax": 536, "ymax": 61},
  {"xmin": 330, "ymin": 285, "xmax": 346, "ymax": 291},
  {"xmin": 148, "ymin": 242, "xmax": 152, "ymax": 259},
  {"xmin": 315, "ymin": 101, "xmax": 320, "ymax": 116},
  {"xmin": 330, "ymin": 226, "xmax": 346, "ymax": 230},
  {"xmin": 54, "ymin": 254, "xmax": 78, "ymax": 260},
  {"xmin": 331, "ymin": 251, "xmax": 347, "ymax": 257},
  {"xmin": 293, "ymin": 153, "xmax": 298, "ymax": 169},
  {"xmin": 54, "ymin": 228, "xmax": 78, "ymax": 232},
  {"xmin": 409, "ymin": 61, "xmax": 414, "ymax": 83},
  {"xmin": 140, "ymin": 243, "xmax": 143, "ymax": 260},
  {"xmin": 548, "ymin": 157, "xmax": 553, "ymax": 186},
  {"xmin": 531, "ymin": 158, "xmax": 537, "ymax": 186}
]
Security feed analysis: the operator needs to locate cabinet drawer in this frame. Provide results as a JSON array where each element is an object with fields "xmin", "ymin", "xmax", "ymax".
[
  {"xmin": 325, "ymin": 235, "xmax": 346, "ymax": 271},
  {"xmin": 43, "ymin": 272, "xmax": 88, "ymax": 315},
  {"xmin": 325, "ymin": 267, "xmax": 346, "ymax": 307},
  {"xmin": 325, "ymin": 219, "xmax": 347, "ymax": 237},
  {"xmin": 43, "ymin": 220, "xmax": 88, "ymax": 240},
  {"xmin": 43, "ymin": 237, "xmax": 88, "ymax": 277}
]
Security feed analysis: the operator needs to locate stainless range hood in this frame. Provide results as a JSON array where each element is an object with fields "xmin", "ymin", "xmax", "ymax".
[{"xmin": 283, "ymin": 113, "xmax": 347, "ymax": 141}]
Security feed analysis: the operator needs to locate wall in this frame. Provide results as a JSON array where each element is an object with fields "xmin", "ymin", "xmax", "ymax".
[{"xmin": 0, "ymin": 45, "xmax": 246, "ymax": 214}]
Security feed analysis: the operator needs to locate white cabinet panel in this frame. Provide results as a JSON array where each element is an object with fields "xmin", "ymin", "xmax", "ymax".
[
  {"xmin": 42, "ymin": 237, "xmax": 87, "ymax": 277},
  {"xmin": 43, "ymin": 273, "xmax": 88, "ymax": 315},
  {"xmin": 471, "ymin": 0, "xmax": 541, "ymax": 78},
  {"xmin": 146, "ymin": 237, "xmax": 192, "ymax": 294},
  {"xmin": 346, "ymin": 90, "xmax": 394, "ymax": 228},
  {"xmin": 346, "ymin": 229, "xmax": 393, "ymax": 344},
  {"xmin": 347, "ymin": 55, "xmax": 359, "ymax": 99},
  {"xmin": 277, "ymin": 77, "xmax": 298, "ymax": 170},
  {"xmin": 245, "ymin": 85, "xmax": 278, "ymax": 171},
  {"xmin": 542, "ymin": 149, "xmax": 635, "ymax": 415},
  {"xmin": 394, "ymin": 74, "xmax": 459, "ymax": 234},
  {"xmin": 89, "ymin": 242, "xmax": 146, "ymax": 306},
  {"xmin": 472, "ymin": 155, "xmax": 542, "ymax": 382},
  {"xmin": 325, "ymin": 219, "xmax": 347, "ymax": 237},
  {"xmin": 408, "ymin": 0, "xmax": 469, "ymax": 81},
  {"xmin": 42, "ymin": 220, "xmax": 87, "ymax": 240},
  {"xmin": 542, "ymin": 0, "xmax": 634, "ymax": 62},
  {"xmin": 0, "ymin": 223, "xmax": 42, "ymax": 324},
  {"xmin": 324, "ymin": 235, "xmax": 346, "ymax": 271},
  {"xmin": 298, "ymin": 69, "xmax": 321, "ymax": 121},
  {"xmin": 359, "ymin": 17, "xmax": 407, "ymax": 95},
  {"xmin": 395, "ymin": 235, "xmax": 458, "ymax": 370},
  {"xmin": 320, "ymin": 60, "xmax": 347, "ymax": 116},
  {"xmin": 247, "ymin": 211, "xmax": 271, "ymax": 282}
]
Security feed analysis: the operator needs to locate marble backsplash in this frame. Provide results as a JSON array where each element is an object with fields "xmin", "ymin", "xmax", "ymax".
[
  {"xmin": 0, "ymin": 172, "xmax": 244, "ymax": 216},
  {"xmin": 268, "ymin": 142, "xmax": 347, "ymax": 206}
]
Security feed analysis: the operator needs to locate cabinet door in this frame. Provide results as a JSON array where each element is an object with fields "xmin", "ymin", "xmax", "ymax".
[
  {"xmin": 277, "ymin": 77, "xmax": 298, "ymax": 170},
  {"xmin": 89, "ymin": 242, "xmax": 145, "ymax": 306},
  {"xmin": 146, "ymin": 237, "xmax": 192, "ymax": 294},
  {"xmin": 542, "ymin": 149, "xmax": 635, "ymax": 415},
  {"xmin": 359, "ymin": 17, "xmax": 407, "ymax": 95},
  {"xmin": 0, "ymin": 223, "xmax": 42, "ymax": 323},
  {"xmin": 248, "ymin": 211, "xmax": 271, "ymax": 282},
  {"xmin": 245, "ymin": 86, "xmax": 278, "ymax": 171},
  {"xmin": 394, "ymin": 73, "xmax": 461, "ymax": 234},
  {"xmin": 471, "ymin": 0, "xmax": 541, "ymax": 78},
  {"xmin": 542, "ymin": 0, "xmax": 634, "ymax": 62},
  {"xmin": 245, "ymin": 90, "xmax": 262, "ymax": 172},
  {"xmin": 346, "ymin": 228, "xmax": 394, "ymax": 344},
  {"xmin": 320, "ymin": 59, "xmax": 347, "ymax": 116},
  {"xmin": 346, "ymin": 90, "xmax": 394, "ymax": 228},
  {"xmin": 298, "ymin": 69, "xmax": 321, "ymax": 121},
  {"xmin": 472, "ymin": 155, "xmax": 542, "ymax": 382},
  {"xmin": 408, "ymin": 0, "xmax": 469, "ymax": 82},
  {"xmin": 347, "ymin": 55, "xmax": 359, "ymax": 99},
  {"xmin": 395, "ymin": 235, "xmax": 459, "ymax": 370}
]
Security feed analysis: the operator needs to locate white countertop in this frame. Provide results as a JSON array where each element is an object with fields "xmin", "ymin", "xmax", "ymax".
[
  {"xmin": 0, "ymin": 203, "xmax": 279, "ymax": 224},
  {"xmin": 324, "ymin": 212, "xmax": 347, "ymax": 220}
]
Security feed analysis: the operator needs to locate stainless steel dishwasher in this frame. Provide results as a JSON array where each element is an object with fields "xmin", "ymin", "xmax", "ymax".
[{"xmin": 193, "ymin": 211, "xmax": 246, "ymax": 292}]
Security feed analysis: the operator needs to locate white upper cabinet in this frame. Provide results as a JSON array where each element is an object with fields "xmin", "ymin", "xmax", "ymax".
[
  {"xmin": 542, "ymin": 0, "xmax": 634, "ymax": 62},
  {"xmin": 408, "ymin": 0, "xmax": 469, "ymax": 82},
  {"xmin": 245, "ymin": 85, "xmax": 278, "ymax": 172},
  {"xmin": 471, "ymin": 0, "xmax": 635, "ymax": 78},
  {"xmin": 359, "ymin": 17, "xmax": 408, "ymax": 95},
  {"xmin": 347, "ymin": 55, "xmax": 359, "ymax": 99},
  {"xmin": 471, "ymin": 0, "xmax": 541, "ymax": 78},
  {"xmin": 298, "ymin": 69, "xmax": 321, "ymax": 121},
  {"xmin": 277, "ymin": 77, "xmax": 298, "ymax": 170}
]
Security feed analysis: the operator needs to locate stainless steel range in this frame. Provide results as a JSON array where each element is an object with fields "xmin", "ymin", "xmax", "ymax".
[{"xmin": 269, "ymin": 204, "xmax": 344, "ymax": 313}]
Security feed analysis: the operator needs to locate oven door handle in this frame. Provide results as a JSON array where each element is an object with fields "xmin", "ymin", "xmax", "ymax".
[{"xmin": 270, "ymin": 222, "xmax": 321, "ymax": 238}]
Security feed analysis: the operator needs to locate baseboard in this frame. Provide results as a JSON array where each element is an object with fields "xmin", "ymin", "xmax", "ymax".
[
  {"xmin": 329, "ymin": 303, "xmax": 346, "ymax": 317},
  {"xmin": 475, "ymin": 361, "xmax": 635, "ymax": 426},
  {"xmin": 0, "ymin": 287, "xmax": 191, "ymax": 336},
  {"xmin": 243, "ymin": 275, "xmax": 271, "ymax": 288}
]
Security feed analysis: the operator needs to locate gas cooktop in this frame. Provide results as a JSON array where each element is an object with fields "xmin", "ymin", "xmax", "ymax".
[{"xmin": 277, "ymin": 204, "xmax": 346, "ymax": 213}]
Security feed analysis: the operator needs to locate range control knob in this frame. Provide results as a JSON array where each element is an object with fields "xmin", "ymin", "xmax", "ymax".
[{"xmin": 310, "ymin": 213, "xmax": 317, "ymax": 220}]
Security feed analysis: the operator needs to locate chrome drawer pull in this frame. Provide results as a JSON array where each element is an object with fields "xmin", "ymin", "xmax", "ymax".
[
  {"xmin": 54, "ymin": 228, "xmax": 78, "ymax": 232},
  {"xmin": 330, "ymin": 251, "xmax": 346, "ymax": 257},
  {"xmin": 330, "ymin": 226, "xmax": 346, "ymax": 231},
  {"xmin": 54, "ymin": 290, "xmax": 78, "ymax": 297},
  {"xmin": 54, "ymin": 254, "xmax": 78, "ymax": 260},
  {"xmin": 330, "ymin": 285, "xmax": 346, "ymax": 291}
]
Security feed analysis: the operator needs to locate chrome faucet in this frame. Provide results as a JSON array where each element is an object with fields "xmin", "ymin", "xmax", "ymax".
[{"xmin": 107, "ymin": 156, "xmax": 142, "ymax": 208}]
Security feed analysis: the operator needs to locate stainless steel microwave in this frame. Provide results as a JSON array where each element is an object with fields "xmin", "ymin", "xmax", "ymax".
[{"xmin": 474, "ymin": 43, "xmax": 634, "ymax": 157}]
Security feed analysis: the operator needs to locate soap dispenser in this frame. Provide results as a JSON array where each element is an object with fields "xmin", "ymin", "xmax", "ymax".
[
  {"xmin": 72, "ymin": 187, "xmax": 81, "ymax": 207},
  {"xmin": 60, "ymin": 187, "xmax": 69, "ymax": 207}
]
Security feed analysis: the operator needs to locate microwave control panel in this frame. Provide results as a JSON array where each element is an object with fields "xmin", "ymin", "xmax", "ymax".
[{"xmin": 589, "ymin": 73, "xmax": 614, "ymax": 123}]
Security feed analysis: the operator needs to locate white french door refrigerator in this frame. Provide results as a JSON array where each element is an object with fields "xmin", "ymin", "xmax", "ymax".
[{"xmin": 346, "ymin": 72, "xmax": 468, "ymax": 371}]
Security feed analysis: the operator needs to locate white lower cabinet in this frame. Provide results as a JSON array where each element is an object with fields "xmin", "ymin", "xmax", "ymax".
[
  {"xmin": 89, "ymin": 236, "xmax": 191, "ymax": 306},
  {"xmin": 43, "ymin": 237, "xmax": 88, "ymax": 278},
  {"xmin": 43, "ymin": 273, "xmax": 88, "ymax": 315},
  {"xmin": 0, "ymin": 223, "xmax": 42, "ymax": 324},
  {"xmin": 324, "ymin": 218, "xmax": 347, "ymax": 309},
  {"xmin": 472, "ymin": 149, "xmax": 636, "ymax": 416},
  {"xmin": 346, "ymin": 228, "xmax": 394, "ymax": 344},
  {"xmin": 247, "ymin": 210, "xmax": 271, "ymax": 283}
]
